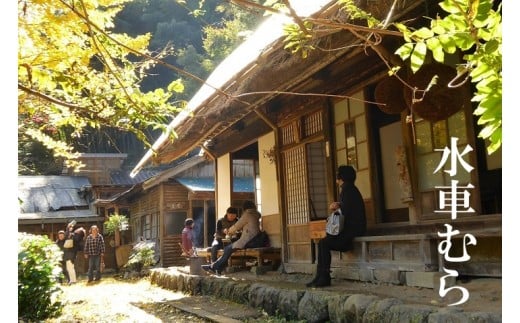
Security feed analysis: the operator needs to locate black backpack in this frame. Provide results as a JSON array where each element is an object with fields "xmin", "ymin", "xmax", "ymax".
[{"xmin": 244, "ymin": 231, "xmax": 270, "ymax": 249}]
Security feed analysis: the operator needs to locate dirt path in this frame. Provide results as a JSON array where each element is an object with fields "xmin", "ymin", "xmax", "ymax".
[
  {"xmin": 44, "ymin": 277, "xmax": 212, "ymax": 323},
  {"xmin": 43, "ymin": 275, "xmax": 267, "ymax": 323}
]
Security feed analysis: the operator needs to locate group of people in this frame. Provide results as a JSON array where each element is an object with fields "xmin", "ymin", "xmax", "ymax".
[
  {"xmin": 186, "ymin": 165, "xmax": 366, "ymax": 288},
  {"xmin": 201, "ymin": 200, "xmax": 264, "ymax": 275},
  {"xmin": 180, "ymin": 200, "xmax": 266, "ymax": 276},
  {"xmin": 54, "ymin": 165, "xmax": 364, "ymax": 288},
  {"xmin": 55, "ymin": 222, "xmax": 106, "ymax": 284}
]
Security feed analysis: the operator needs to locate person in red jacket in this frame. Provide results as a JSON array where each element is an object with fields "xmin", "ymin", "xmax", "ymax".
[{"xmin": 181, "ymin": 218, "xmax": 195, "ymax": 257}]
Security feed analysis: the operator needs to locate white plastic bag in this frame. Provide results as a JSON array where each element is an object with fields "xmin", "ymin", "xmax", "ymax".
[{"xmin": 325, "ymin": 209, "xmax": 344, "ymax": 236}]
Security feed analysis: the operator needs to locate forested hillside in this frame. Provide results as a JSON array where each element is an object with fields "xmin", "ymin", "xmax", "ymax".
[{"xmin": 19, "ymin": 0, "xmax": 263, "ymax": 174}]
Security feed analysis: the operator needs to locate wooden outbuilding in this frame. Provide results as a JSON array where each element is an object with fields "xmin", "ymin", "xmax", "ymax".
[{"xmin": 104, "ymin": 154, "xmax": 255, "ymax": 267}]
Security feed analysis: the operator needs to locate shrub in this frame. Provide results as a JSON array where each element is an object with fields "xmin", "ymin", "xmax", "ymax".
[
  {"xmin": 124, "ymin": 241, "xmax": 156, "ymax": 273},
  {"xmin": 104, "ymin": 214, "xmax": 130, "ymax": 246},
  {"xmin": 18, "ymin": 232, "xmax": 64, "ymax": 320},
  {"xmin": 104, "ymin": 214, "xmax": 129, "ymax": 235}
]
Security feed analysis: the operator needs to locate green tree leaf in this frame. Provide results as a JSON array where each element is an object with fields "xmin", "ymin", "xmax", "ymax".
[
  {"xmin": 426, "ymin": 37, "xmax": 445, "ymax": 62},
  {"xmin": 410, "ymin": 41, "xmax": 427, "ymax": 72}
]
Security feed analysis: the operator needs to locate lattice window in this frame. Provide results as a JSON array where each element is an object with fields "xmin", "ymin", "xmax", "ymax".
[
  {"xmin": 281, "ymin": 123, "xmax": 295, "ymax": 146},
  {"xmin": 142, "ymin": 214, "xmax": 151, "ymax": 239},
  {"xmin": 304, "ymin": 111, "xmax": 323, "ymax": 137},
  {"xmin": 307, "ymin": 142, "xmax": 328, "ymax": 218},
  {"xmin": 151, "ymin": 213, "xmax": 159, "ymax": 239},
  {"xmin": 283, "ymin": 146, "xmax": 309, "ymax": 225}
]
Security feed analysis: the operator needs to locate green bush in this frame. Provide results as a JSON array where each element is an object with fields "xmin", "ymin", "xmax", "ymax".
[
  {"xmin": 18, "ymin": 232, "xmax": 64, "ymax": 320},
  {"xmin": 124, "ymin": 241, "xmax": 156, "ymax": 273},
  {"xmin": 104, "ymin": 214, "xmax": 129, "ymax": 235}
]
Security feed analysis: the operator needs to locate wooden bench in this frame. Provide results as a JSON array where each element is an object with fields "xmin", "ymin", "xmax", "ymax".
[
  {"xmin": 309, "ymin": 220, "xmax": 501, "ymax": 274},
  {"xmin": 232, "ymin": 247, "xmax": 282, "ymax": 268},
  {"xmin": 196, "ymin": 247, "xmax": 281, "ymax": 272},
  {"xmin": 326, "ymin": 228, "xmax": 501, "ymax": 284}
]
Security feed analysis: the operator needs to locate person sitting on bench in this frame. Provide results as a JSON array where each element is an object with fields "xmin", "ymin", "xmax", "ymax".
[
  {"xmin": 306, "ymin": 165, "xmax": 367, "ymax": 287},
  {"xmin": 210, "ymin": 207, "xmax": 239, "ymax": 262},
  {"xmin": 202, "ymin": 200, "xmax": 261, "ymax": 275}
]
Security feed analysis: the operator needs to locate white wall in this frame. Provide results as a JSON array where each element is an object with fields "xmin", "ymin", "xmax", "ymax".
[
  {"xmin": 258, "ymin": 132, "xmax": 279, "ymax": 216},
  {"xmin": 216, "ymin": 153, "xmax": 232, "ymax": 217}
]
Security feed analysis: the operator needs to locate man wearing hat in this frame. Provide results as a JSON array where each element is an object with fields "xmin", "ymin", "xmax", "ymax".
[
  {"xmin": 181, "ymin": 218, "xmax": 195, "ymax": 257},
  {"xmin": 55, "ymin": 230, "xmax": 69, "ymax": 284},
  {"xmin": 306, "ymin": 165, "xmax": 367, "ymax": 287}
]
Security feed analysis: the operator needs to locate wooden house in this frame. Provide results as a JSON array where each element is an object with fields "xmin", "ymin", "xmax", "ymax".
[
  {"xmin": 130, "ymin": 0, "xmax": 501, "ymax": 286},
  {"xmin": 18, "ymin": 175, "xmax": 105, "ymax": 273},
  {"xmin": 64, "ymin": 153, "xmax": 161, "ymax": 217},
  {"xmin": 18, "ymin": 175, "xmax": 103, "ymax": 238}
]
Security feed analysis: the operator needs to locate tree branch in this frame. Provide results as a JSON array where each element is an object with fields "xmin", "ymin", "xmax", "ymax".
[
  {"xmin": 78, "ymin": 0, "xmax": 141, "ymax": 113},
  {"xmin": 282, "ymin": 0, "xmax": 311, "ymax": 35},
  {"xmin": 18, "ymin": 83, "xmax": 84, "ymax": 110},
  {"xmin": 308, "ymin": 18, "xmax": 403, "ymax": 37}
]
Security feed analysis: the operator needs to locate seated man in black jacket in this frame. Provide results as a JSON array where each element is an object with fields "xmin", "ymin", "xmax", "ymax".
[
  {"xmin": 306, "ymin": 165, "xmax": 367, "ymax": 287},
  {"xmin": 210, "ymin": 207, "xmax": 239, "ymax": 262}
]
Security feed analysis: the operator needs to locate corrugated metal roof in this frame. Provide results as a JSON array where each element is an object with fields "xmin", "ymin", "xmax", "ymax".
[
  {"xmin": 19, "ymin": 209, "xmax": 103, "ymax": 222},
  {"xmin": 110, "ymin": 168, "xmax": 162, "ymax": 185},
  {"xmin": 176, "ymin": 178, "xmax": 214, "ymax": 192},
  {"xmin": 18, "ymin": 176, "xmax": 91, "ymax": 213},
  {"xmin": 93, "ymin": 184, "xmax": 140, "ymax": 204},
  {"xmin": 233, "ymin": 177, "xmax": 255, "ymax": 193},
  {"xmin": 117, "ymin": 150, "xmax": 202, "ymax": 185},
  {"xmin": 143, "ymin": 154, "xmax": 207, "ymax": 190}
]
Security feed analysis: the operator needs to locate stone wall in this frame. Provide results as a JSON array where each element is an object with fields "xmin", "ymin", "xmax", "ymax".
[{"xmin": 149, "ymin": 268, "xmax": 501, "ymax": 323}]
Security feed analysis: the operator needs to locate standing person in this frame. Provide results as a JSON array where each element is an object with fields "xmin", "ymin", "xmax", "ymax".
[
  {"xmin": 202, "ymin": 200, "xmax": 261, "ymax": 275},
  {"xmin": 84, "ymin": 225, "xmax": 105, "ymax": 283},
  {"xmin": 181, "ymin": 218, "xmax": 195, "ymax": 257},
  {"xmin": 306, "ymin": 165, "xmax": 367, "ymax": 287},
  {"xmin": 64, "ymin": 221, "xmax": 78, "ymax": 284},
  {"xmin": 210, "ymin": 207, "xmax": 239, "ymax": 262},
  {"xmin": 55, "ymin": 230, "xmax": 69, "ymax": 284},
  {"xmin": 73, "ymin": 226, "xmax": 87, "ymax": 256}
]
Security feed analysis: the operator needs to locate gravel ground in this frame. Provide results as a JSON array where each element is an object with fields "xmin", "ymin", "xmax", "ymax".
[
  {"xmin": 40, "ymin": 274, "xmax": 277, "ymax": 323},
  {"xmin": 43, "ymin": 275, "xmax": 214, "ymax": 323}
]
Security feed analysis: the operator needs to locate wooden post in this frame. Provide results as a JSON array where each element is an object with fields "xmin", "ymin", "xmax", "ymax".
[{"xmin": 115, "ymin": 229, "xmax": 121, "ymax": 247}]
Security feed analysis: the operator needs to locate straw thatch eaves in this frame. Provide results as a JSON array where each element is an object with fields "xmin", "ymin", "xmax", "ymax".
[{"xmin": 137, "ymin": 0, "xmax": 430, "ymax": 171}]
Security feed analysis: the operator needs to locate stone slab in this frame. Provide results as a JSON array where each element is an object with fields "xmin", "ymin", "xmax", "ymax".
[{"xmin": 405, "ymin": 271, "xmax": 455, "ymax": 289}]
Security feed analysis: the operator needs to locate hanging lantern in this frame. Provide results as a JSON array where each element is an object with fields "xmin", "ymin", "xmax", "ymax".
[
  {"xmin": 404, "ymin": 62, "xmax": 465, "ymax": 122},
  {"xmin": 374, "ymin": 75, "xmax": 408, "ymax": 115}
]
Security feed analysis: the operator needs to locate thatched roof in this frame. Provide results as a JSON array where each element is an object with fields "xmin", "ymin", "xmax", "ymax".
[{"xmin": 130, "ymin": 0, "xmax": 428, "ymax": 176}]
